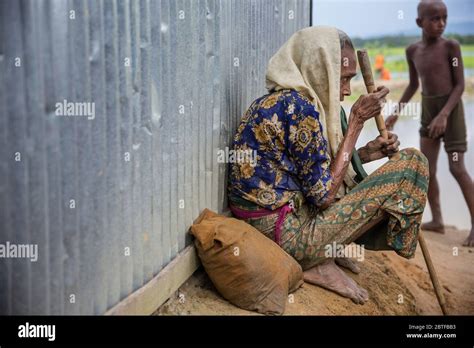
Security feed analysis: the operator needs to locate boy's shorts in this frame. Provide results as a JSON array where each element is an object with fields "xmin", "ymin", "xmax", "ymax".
[{"xmin": 419, "ymin": 94, "xmax": 467, "ymax": 153}]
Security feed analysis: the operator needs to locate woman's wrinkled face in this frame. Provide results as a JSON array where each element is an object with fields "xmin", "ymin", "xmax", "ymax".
[{"xmin": 340, "ymin": 47, "xmax": 357, "ymax": 102}]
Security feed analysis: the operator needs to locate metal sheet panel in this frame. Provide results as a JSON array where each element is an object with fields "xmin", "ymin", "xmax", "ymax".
[{"xmin": 0, "ymin": 0, "xmax": 310, "ymax": 314}]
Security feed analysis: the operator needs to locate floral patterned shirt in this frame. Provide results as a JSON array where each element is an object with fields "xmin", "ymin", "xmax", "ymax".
[{"xmin": 228, "ymin": 89, "xmax": 333, "ymax": 210}]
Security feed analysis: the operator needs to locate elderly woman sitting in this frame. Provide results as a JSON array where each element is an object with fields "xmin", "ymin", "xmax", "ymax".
[{"xmin": 228, "ymin": 26, "xmax": 429, "ymax": 304}]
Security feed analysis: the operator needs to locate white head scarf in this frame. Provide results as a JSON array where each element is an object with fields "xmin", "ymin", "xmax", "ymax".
[{"xmin": 265, "ymin": 26, "xmax": 358, "ymax": 193}]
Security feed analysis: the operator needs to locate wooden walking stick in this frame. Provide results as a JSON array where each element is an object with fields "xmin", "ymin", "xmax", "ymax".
[
  {"xmin": 418, "ymin": 233, "xmax": 448, "ymax": 315},
  {"xmin": 356, "ymin": 50, "xmax": 389, "ymax": 140},
  {"xmin": 357, "ymin": 49, "xmax": 448, "ymax": 315}
]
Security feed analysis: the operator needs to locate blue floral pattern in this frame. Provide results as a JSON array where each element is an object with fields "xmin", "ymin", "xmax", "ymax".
[{"xmin": 228, "ymin": 89, "xmax": 333, "ymax": 210}]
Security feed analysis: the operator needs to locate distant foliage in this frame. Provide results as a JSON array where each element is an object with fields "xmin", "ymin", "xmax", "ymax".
[{"xmin": 353, "ymin": 34, "xmax": 474, "ymax": 48}]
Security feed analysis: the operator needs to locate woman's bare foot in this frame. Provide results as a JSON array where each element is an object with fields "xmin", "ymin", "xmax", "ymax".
[
  {"xmin": 335, "ymin": 257, "xmax": 361, "ymax": 274},
  {"xmin": 421, "ymin": 221, "xmax": 445, "ymax": 234},
  {"xmin": 303, "ymin": 259, "xmax": 369, "ymax": 304},
  {"xmin": 462, "ymin": 228, "xmax": 474, "ymax": 247}
]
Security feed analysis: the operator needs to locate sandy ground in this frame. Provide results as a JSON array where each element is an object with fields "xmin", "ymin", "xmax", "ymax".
[{"xmin": 155, "ymin": 227, "xmax": 474, "ymax": 315}]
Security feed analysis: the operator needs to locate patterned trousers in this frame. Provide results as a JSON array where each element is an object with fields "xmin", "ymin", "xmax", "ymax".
[{"xmin": 237, "ymin": 148, "xmax": 429, "ymax": 270}]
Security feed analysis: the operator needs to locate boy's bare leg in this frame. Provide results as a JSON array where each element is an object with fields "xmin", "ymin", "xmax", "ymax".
[
  {"xmin": 448, "ymin": 152, "xmax": 474, "ymax": 247},
  {"xmin": 420, "ymin": 137, "xmax": 445, "ymax": 233},
  {"xmin": 464, "ymin": 230, "xmax": 474, "ymax": 247}
]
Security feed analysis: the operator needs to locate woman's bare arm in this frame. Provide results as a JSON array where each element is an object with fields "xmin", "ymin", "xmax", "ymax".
[{"xmin": 320, "ymin": 86, "xmax": 389, "ymax": 209}]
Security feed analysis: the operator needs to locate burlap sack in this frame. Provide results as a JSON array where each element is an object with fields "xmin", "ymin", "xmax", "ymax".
[{"xmin": 190, "ymin": 208, "xmax": 303, "ymax": 315}]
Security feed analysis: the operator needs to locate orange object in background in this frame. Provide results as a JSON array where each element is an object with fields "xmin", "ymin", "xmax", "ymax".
[
  {"xmin": 381, "ymin": 67, "xmax": 391, "ymax": 80},
  {"xmin": 374, "ymin": 54, "xmax": 385, "ymax": 71}
]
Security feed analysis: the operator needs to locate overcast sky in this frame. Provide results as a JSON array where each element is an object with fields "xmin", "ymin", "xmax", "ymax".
[{"xmin": 312, "ymin": 0, "xmax": 474, "ymax": 38}]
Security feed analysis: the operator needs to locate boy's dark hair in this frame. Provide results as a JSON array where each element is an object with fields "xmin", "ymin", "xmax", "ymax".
[{"xmin": 417, "ymin": 0, "xmax": 446, "ymax": 18}]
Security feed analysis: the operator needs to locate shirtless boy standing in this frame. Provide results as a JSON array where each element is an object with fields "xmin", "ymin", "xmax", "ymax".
[{"xmin": 385, "ymin": 0, "xmax": 474, "ymax": 246}]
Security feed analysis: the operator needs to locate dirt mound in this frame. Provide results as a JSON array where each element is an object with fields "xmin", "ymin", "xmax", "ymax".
[{"xmin": 155, "ymin": 227, "xmax": 474, "ymax": 315}]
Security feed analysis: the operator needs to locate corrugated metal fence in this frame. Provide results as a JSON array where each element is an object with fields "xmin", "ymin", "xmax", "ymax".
[{"xmin": 0, "ymin": 0, "xmax": 310, "ymax": 314}]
